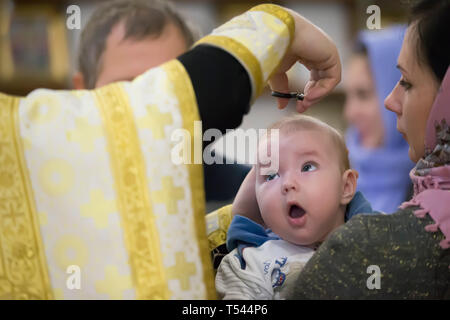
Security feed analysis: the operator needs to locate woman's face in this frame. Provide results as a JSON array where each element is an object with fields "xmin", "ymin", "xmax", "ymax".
[
  {"xmin": 385, "ymin": 26, "xmax": 440, "ymax": 162},
  {"xmin": 344, "ymin": 55, "xmax": 384, "ymax": 148}
]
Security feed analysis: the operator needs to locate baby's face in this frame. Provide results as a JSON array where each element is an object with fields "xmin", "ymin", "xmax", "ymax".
[{"xmin": 255, "ymin": 129, "xmax": 346, "ymax": 247}]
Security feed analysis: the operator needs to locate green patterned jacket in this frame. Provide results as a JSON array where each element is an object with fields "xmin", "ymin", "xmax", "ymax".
[{"xmin": 290, "ymin": 207, "xmax": 450, "ymax": 299}]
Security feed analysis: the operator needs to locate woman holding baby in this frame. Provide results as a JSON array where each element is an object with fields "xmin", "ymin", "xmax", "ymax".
[{"xmin": 232, "ymin": 0, "xmax": 450, "ymax": 299}]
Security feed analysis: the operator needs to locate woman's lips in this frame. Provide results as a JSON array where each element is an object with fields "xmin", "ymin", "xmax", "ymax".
[
  {"xmin": 397, "ymin": 126, "xmax": 407, "ymax": 140},
  {"xmin": 399, "ymin": 130, "xmax": 407, "ymax": 141},
  {"xmin": 288, "ymin": 204, "xmax": 307, "ymax": 227}
]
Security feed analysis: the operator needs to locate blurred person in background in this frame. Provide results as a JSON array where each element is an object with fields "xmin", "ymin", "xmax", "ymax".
[
  {"xmin": 72, "ymin": 0, "xmax": 250, "ymax": 209},
  {"xmin": 343, "ymin": 26, "xmax": 414, "ymax": 214}
]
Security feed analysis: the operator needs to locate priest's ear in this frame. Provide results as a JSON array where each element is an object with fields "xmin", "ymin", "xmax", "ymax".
[
  {"xmin": 340, "ymin": 169, "xmax": 358, "ymax": 205},
  {"xmin": 72, "ymin": 72, "xmax": 86, "ymax": 89}
]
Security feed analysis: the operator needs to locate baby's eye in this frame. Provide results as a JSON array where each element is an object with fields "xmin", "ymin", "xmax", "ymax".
[
  {"xmin": 265, "ymin": 172, "xmax": 279, "ymax": 181},
  {"xmin": 302, "ymin": 163, "xmax": 317, "ymax": 172}
]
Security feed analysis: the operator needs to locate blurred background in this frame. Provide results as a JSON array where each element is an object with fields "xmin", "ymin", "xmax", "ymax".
[
  {"xmin": 0, "ymin": 0, "xmax": 410, "ymax": 210},
  {"xmin": 0, "ymin": 0, "xmax": 408, "ymax": 125}
]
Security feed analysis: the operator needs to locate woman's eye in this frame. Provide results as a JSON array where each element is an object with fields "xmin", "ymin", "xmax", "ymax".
[
  {"xmin": 399, "ymin": 79, "xmax": 412, "ymax": 90},
  {"xmin": 302, "ymin": 163, "xmax": 317, "ymax": 172},
  {"xmin": 265, "ymin": 173, "xmax": 279, "ymax": 181}
]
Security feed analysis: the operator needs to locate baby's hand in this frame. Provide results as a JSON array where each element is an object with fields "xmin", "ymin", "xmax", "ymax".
[{"xmin": 232, "ymin": 167, "xmax": 265, "ymax": 227}]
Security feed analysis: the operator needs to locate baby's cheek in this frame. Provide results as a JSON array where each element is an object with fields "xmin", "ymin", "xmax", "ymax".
[
  {"xmin": 259, "ymin": 198, "xmax": 273, "ymax": 217},
  {"xmin": 260, "ymin": 197, "xmax": 280, "ymax": 222}
]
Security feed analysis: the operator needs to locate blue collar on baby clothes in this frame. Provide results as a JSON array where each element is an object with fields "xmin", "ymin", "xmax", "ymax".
[
  {"xmin": 226, "ymin": 215, "xmax": 279, "ymax": 252},
  {"xmin": 226, "ymin": 191, "xmax": 375, "ymax": 269},
  {"xmin": 345, "ymin": 191, "xmax": 375, "ymax": 221},
  {"xmin": 226, "ymin": 215, "xmax": 279, "ymax": 269}
]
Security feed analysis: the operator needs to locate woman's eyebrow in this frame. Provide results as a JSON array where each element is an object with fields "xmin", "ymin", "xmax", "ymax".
[{"xmin": 396, "ymin": 63, "xmax": 409, "ymax": 76}]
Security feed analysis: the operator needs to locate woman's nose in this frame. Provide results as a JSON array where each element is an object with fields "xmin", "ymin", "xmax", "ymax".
[
  {"xmin": 343, "ymin": 97, "xmax": 359, "ymax": 125},
  {"xmin": 385, "ymin": 83, "xmax": 402, "ymax": 116}
]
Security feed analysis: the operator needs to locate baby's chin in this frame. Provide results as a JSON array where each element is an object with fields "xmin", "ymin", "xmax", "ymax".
[{"xmin": 283, "ymin": 235, "xmax": 317, "ymax": 248}]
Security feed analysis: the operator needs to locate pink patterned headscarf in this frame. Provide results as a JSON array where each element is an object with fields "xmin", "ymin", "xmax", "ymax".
[{"xmin": 400, "ymin": 67, "xmax": 450, "ymax": 250}]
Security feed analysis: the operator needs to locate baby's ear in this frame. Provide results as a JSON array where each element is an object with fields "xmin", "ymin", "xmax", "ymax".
[{"xmin": 340, "ymin": 169, "xmax": 358, "ymax": 205}]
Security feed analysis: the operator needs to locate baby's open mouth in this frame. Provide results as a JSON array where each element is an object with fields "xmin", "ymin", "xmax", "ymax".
[{"xmin": 289, "ymin": 204, "xmax": 306, "ymax": 219}]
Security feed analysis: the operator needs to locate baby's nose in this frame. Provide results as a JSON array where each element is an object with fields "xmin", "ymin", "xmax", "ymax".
[{"xmin": 282, "ymin": 179, "xmax": 298, "ymax": 194}]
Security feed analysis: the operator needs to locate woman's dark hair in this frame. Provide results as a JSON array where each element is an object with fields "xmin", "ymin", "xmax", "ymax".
[{"xmin": 409, "ymin": 0, "xmax": 450, "ymax": 82}]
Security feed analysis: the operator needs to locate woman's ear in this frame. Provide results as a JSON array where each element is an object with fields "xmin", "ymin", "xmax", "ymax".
[
  {"xmin": 340, "ymin": 169, "xmax": 358, "ymax": 205},
  {"xmin": 72, "ymin": 72, "xmax": 86, "ymax": 89}
]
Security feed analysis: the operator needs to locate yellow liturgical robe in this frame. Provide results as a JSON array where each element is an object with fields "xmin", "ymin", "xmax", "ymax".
[{"xmin": 0, "ymin": 4, "xmax": 294, "ymax": 299}]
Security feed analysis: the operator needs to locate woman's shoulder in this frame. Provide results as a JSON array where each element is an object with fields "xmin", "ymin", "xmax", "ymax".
[
  {"xmin": 346, "ymin": 205, "xmax": 430, "ymax": 226},
  {"xmin": 330, "ymin": 206, "xmax": 443, "ymax": 251},
  {"xmin": 292, "ymin": 206, "xmax": 450, "ymax": 299}
]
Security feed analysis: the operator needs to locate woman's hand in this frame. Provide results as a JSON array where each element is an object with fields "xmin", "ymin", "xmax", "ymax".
[
  {"xmin": 232, "ymin": 166, "xmax": 265, "ymax": 227},
  {"xmin": 269, "ymin": 9, "xmax": 341, "ymax": 113}
]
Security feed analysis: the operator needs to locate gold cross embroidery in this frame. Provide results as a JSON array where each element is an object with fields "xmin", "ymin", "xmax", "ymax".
[
  {"xmin": 80, "ymin": 190, "xmax": 117, "ymax": 229},
  {"xmin": 95, "ymin": 265, "xmax": 133, "ymax": 299},
  {"xmin": 66, "ymin": 117, "xmax": 103, "ymax": 153},
  {"xmin": 166, "ymin": 252, "xmax": 196, "ymax": 291},
  {"xmin": 137, "ymin": 105, "xmax": 173, "ymax": 139},
  {"xmin": 152, "ymin": 176, "xmax": 184, "ymax": 215}
]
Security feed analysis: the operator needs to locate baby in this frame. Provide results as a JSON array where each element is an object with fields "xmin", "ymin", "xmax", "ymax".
[{"xmin": 215, "ymin": 115, "xmax": 374, "ymax": 299}]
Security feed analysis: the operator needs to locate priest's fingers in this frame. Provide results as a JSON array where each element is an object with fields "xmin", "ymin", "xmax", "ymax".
[
  {"xmin": 268, "ymin": 73, "xmax": 290, "ymax": 109},
  {"xmin": 296, "ymin": 65, "xmax": 341, "ymax": 113}
]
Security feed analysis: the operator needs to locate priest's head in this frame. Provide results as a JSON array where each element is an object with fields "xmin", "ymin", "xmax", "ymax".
[{"xmin": 73, "ymin": 0, "xmax": 198, "ymax": 89}]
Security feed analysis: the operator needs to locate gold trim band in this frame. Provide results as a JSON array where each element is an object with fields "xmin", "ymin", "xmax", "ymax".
[
  {"xmin": 94, "ymin": 85, "xmax": 169, "ymax": 299},
  {"xmin": 0, "ymin": 93, "xmax": 53, "ymax": 300},
  {"xmin": 163, "ymin": 60, "xmax": 217, "ymax": 299},
  {"xmin": 206, "ymin": 204, "xmax": 232, "ymax": 251}
]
